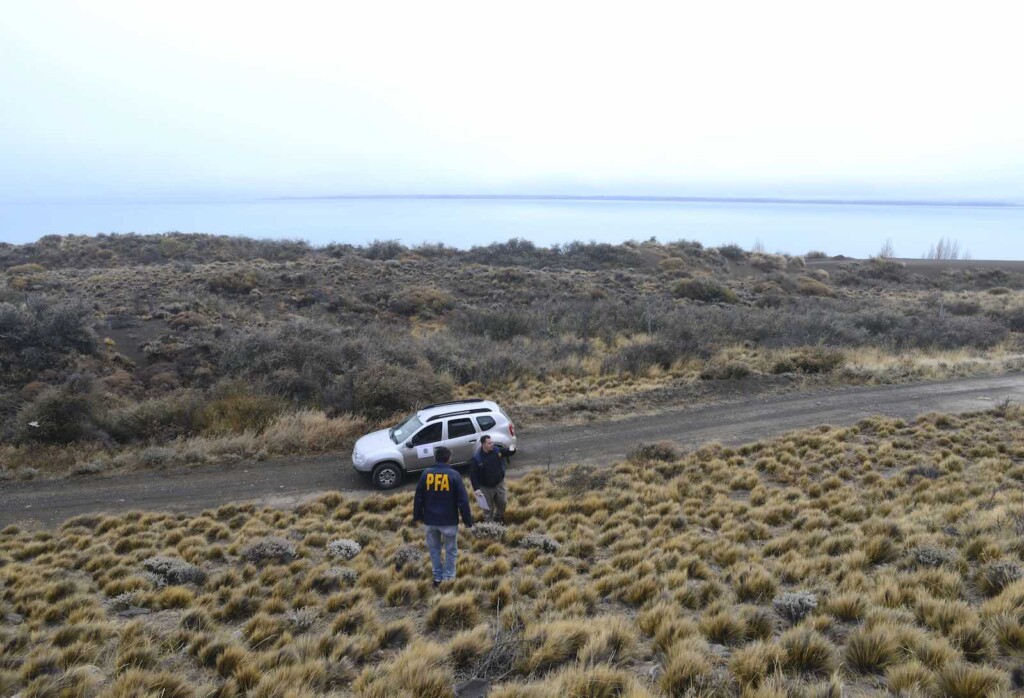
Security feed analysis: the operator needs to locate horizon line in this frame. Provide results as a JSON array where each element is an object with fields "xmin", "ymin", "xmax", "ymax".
[{"xmin": 269, "ymin": 193, "xmax": 1024, "ymax": 208}]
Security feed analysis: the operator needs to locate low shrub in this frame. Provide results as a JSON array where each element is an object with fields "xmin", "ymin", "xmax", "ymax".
[
  {"xmin": 14, "ymin": 384, "xmax": 105, "ymax": 445},
  {"xmin": 627, "ymin": 442, "xmax": 679, "ymax": 463},
  {"xmin": 327, "ymin": 539, "xmax": 361, "ymax": 560},
  {"xmin": 699, "ymin": 360, "xmax": 752, "ymax": 380},
  {"xmin": 772, "ymin": 592, "xmax": 817, "ymax": 623},
  {"xmin": 796, "ymin": 276, "xmax": 836, "ymax": 298},
  {"xmin": 771, "ymin": 347, "xmax": 845, "ymax": 374},
  {"xmin": 389, "ymin": 287, "xmax": 455, "ymax": 317},
  {"xmin": 976, "ymin": 560, "xmax": 1023, "ymax": 597},
  {"xmin": 242, "ymin": 537, "xmax": 296, "ymax": 565},
  {"xmin": 520, "ymin": 534, "xmax": 561, "ymax": 554},
  {"xmin": 673, "ymin": 278, "xmax": 738, "ymax": 304},
  {"xmin": 142, "ymin": 556, "xmax": 205, "ymax": 586},
  {"xmin": 195, "ymin": 390, "xmax": 288, "ymax": 436}
]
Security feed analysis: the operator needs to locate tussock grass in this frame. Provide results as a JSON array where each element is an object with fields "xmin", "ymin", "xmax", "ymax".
[
  {"xmin": 660, "ymin": 639, "xmax": 717, "ymax": 697},
  {"xmin": 3, "ymin": 411, "xmax": 1024, "ymax": 693}
]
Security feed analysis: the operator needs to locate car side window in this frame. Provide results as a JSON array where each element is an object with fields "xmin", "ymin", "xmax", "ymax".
[
  {"xmin": 409, "ymin": 423, "xmax": 443, "ymax": 446},
  {"xmin": 447, "ymin": 418, "xmax": 476, "ymax": 439},
  {"xmin": 476, "ymin": 415, "xmax": 496, "ymax": 431}
]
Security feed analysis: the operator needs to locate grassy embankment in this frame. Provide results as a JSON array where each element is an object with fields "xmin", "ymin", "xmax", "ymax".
[
  {"xmin": 4, "ymin": 408, "xmax": 1024, "ymax": 695},
  {"xmin": 2, "ymin": 233, "xmax": 1024, "ymax": 480}
]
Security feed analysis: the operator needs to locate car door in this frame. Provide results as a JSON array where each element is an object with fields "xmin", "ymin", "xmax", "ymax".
[
  {"xmin": 444, "ymin": 417, "xmax": 479, "ymax": 465},
  {"xmin": 401, "ymin": 422, "xmax": 444, "ymax": 471}
]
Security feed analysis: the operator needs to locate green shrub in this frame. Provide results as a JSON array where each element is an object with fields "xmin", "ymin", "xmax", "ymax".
[
  {"xmin": 771, "ymin": 348, "xmax": 845, "ymax": 375},
  {"xmin": 195, "ymin": 389, "xmax": 288, "ymax": 436},
  {"xmin": 14, "ymin": 384, "xmax": 105, "ymax": 445},
  {"xmin": 353, "ymin": 362, "xmax": 454, "ymax": 420},
  {"xmin": 673, "ymin": 278, "xmax": 738, "ymax": 304},
  {"xmin": 717, "ymin": 244, "xmax": 747, "ymax": 261},
  {"xmin": 0, "ymin": 298, "xmax": 98, "ymax": 382},
  {"xmin": 796, "ymin": 276, "xmax": 836, "ymax": 298},
  {"xmin": 205, "ymin": 269, "xmax": 264, "ymax": 294},
  {"xmin": 389, "ymin": 287, "xmax": 455, "ymax": 317}
]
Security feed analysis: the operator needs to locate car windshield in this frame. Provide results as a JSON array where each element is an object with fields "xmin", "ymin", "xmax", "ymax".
[{"xmin": 391, "ymin": 414, "xmax": 423, "ymax": 444}]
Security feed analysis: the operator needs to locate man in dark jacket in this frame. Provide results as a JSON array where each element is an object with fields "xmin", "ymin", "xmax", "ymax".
[
  {"xmin": 469, "ymin": 435, "xmax": 508, "ymax": 524},
  {"xmin": 413, "ymin": 446, "xmax": 474, "ymax": 586}
]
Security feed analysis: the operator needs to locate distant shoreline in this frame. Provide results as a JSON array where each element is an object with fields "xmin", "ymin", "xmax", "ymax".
[{"xmin": 271, "ymin": 194, "xmax": 1023, "ymax": 209}]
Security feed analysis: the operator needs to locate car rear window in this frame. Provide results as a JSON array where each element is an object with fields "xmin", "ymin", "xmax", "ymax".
[
  {"xmin": 476, "ymin": 415, "xmax": 496, "ymax": 431},
  {"xmin": 447, "ymin": 418, "xmax": 476, "ymax": 438}
]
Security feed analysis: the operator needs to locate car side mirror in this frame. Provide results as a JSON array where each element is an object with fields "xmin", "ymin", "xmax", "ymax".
[{"xmin": 405, "ymin": 441, "xmax": 413, "ymax": 449}]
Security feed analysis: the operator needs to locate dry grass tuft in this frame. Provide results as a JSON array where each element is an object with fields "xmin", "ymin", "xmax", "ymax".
[
  {"xmin": 844, "ymin": 625, "xmax": 902, "ymax": 675},
  {"xmin": 779, "ymin": 627, "xmax": 837, "ymax": 678},
  {"xmin": 660, "ymin": 640, "xmax": 715, "ymax": 697},
  {"xmin": 427, "ymin": 593, "xmax": 481, "ymax": 633},
  {"xmin": 934, "ymin": 662, "xmax": 1008, "ymax": 698}
]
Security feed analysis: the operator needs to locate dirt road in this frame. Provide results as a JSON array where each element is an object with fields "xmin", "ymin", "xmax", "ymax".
[{"xmin": 3, "ymin": 374, "xmax": 1023, "ymax": 528}]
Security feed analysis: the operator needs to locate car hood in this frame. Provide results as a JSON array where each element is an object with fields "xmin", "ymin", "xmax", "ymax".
[{"xmin": 354, "ymin": 428, "xmax": 398, "ymax": 455}]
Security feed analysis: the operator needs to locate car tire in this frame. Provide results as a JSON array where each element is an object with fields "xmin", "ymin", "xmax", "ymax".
[{"xmin": 372, "ymin": 462, "xmax": 403, "ymax": 490}]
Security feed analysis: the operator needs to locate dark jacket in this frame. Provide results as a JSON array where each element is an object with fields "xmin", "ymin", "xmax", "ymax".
[
  {"xmin": 469, "ymin": 446, "xmax": 506, "ymax": 490},
  {"xmin": 413, "ymin": 463, "xmax": 474, "ymax": 527}
]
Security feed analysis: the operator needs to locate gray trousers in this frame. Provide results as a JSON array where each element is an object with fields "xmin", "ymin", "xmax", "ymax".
[{"xmin": 480, "ymin": 480, "xmax": 507, "ymax": 521}]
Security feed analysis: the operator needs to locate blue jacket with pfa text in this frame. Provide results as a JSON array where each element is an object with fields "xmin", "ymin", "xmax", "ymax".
[{"xmin": 413, "ymin": 463, "xmax": 474, "ymax": 527}]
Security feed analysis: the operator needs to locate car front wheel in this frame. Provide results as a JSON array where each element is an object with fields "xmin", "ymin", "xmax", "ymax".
[{"xmin": 372, "ymin": 462, "xmax": 403, "ymax": 490}]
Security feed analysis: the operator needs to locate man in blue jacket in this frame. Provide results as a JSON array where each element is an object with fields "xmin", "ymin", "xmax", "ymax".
[
  {"xmin": 413, "ymin": 446, "xmax": 474, "ymax": 587},
  {"xmin": 470, "ymin": 435, "xmax": 508, "ymax": 524}
]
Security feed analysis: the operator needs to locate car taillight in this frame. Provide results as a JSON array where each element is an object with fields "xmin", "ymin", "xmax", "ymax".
[{"xmin": 508, "ymin": 422, "xmax": 515, "ymax": 437}]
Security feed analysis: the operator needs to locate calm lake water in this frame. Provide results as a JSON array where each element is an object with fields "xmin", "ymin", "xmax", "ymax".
[{"xmin": 2, "ymin": 198, "xmax": 1023, "ymax": 259}]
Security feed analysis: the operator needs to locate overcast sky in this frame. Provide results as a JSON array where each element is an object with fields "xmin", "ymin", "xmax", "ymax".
[{"xmin": 1, "ymin": 1, "xmax": 1022, "ymax": 204}]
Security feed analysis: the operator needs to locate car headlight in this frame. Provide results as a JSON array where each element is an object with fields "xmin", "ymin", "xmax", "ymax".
[{"xmin": 353, "ymin": 451, "xmax": 365, "ymax": 466}]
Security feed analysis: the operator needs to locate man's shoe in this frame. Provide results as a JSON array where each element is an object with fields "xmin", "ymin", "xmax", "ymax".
[{"xmin": 432, "ymin": 579, "xmax": 441, "ymax": 589}]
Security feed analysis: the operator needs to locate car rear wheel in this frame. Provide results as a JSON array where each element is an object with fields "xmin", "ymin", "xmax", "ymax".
[{"xmin": 372, "ymin": 462, "xmax": 403, "ymax": 490}]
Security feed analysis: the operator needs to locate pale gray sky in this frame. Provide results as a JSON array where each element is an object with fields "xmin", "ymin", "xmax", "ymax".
[{"xmin": 1, "ymin": 0, "xmax": 1022, "ymax": 203}]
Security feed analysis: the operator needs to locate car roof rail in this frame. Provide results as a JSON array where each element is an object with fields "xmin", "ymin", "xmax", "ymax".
[
  {"xmin": 422, "ymin": 398, "xmax": 486, "ymax": 410},
  {"xmin": 426, "ymin": 408, "xmax": 493, "ymax": 422}
]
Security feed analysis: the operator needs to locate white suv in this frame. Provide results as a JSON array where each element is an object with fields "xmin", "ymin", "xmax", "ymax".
[{"xmin": 352, "ymin": 398, "xmax": 518, "ymax": 489}]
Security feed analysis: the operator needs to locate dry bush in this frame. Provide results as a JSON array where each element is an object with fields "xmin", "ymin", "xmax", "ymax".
[
  {"xmin": 627, "ymin": 441, "xmax": 679, "ymax": 464},
  {"xmin": 259, "ymin": 410, "xmax": 368, "ymax": 454},
  {"xmin": 389, "ymin": 286, "xmax": 455, "ymax": 317},
  {"xmin": 242, "ymin": 537, "xmax": 296, "ymax": 565},
  {"xmin": 796, "ymin": 276, "xmax": 836, "ymax": 298},
  {"xmin": 771, "ymin": 347, "xmax": 845, "ymax": 375},
  {"xmin": 673, "ymin": 277, "xmax": 738, "ymax": 303}
]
